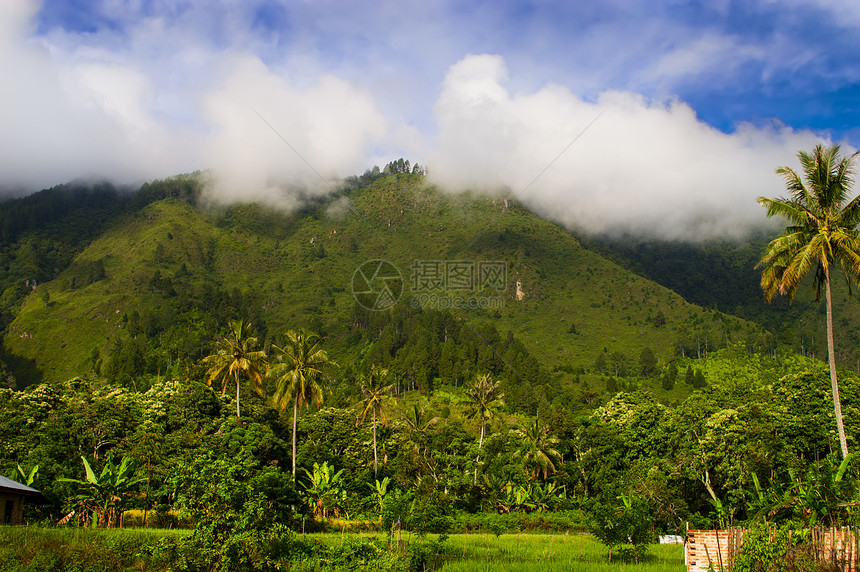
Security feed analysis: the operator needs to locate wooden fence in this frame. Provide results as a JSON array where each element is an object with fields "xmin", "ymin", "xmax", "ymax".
[{"xmin": 686, "ymin": 527, "xmax": 860, "ymax": 572}]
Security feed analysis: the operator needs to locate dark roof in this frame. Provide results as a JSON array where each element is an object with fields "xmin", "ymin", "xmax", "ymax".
[{"xmin": 0, "ymin": 474, "xmax": 42, "ymax": 496}]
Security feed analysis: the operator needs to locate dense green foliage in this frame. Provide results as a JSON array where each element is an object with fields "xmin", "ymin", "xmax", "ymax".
[{"xmin": 3, "ymin": 345, "xmax": 860, "ymax": 537}]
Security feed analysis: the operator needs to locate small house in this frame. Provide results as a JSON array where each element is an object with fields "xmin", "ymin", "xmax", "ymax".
[{"xmin": 0, "ymin": 475, "xmax": 43, "ymax": 525}]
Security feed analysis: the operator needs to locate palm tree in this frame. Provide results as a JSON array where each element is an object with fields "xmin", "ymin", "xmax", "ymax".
[
  {"xmin": 356, "ymin": 366, "xmax": 394, "ymax": 478},
  {"xmin": 269, "ymin": 329, "xmax": 337, "ymax": 477},
  {"xmin": 202, "ymin": 320, "xmax": 268, "ymax": 418},
  {"xmin": 464, "ymin": 373, "xmax": 504, "ymax": 483},
  {"xmin": 757, "ymin": 144, "xmax": 860, "ymax": 458},
  {"xmin": 402, "ymin": 403, "xmax": 439, "ymax": 451},
  {"xmin": 464, "ymin": 373, "xmax": 504, "ymax": 450},
  {"xmin": 397, "ymin": 404, "xmax": 439, "ymax": 483},
  {"xmin": 514, "ymin": 417, "xmax": 562, "ymax": 480}
]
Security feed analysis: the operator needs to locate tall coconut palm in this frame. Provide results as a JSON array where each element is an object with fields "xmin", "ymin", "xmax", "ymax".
[
  {"xmin": 757, "ymin": 144, "xmax": 860, "ymax": 458},
  {"xmin": 465, "ymin": 373, "xmax": 504, "ymax": 483},
  {"xmin": 357, "ymin": 366, "xmax": 394, "ymax": 478},
  {"xmin": 396, "ymin": 404, "xmax": 439, "ymax": 482},
  {"xmin": 465, "ymin": 373, "xmax": 504, "ymax": 450},
  {"xmin": 270, "ymin": 329, "xmax": 337, "ymax": 476},
  {"xmin": 202, "ymin": 320, "xmax": 268, "ymax": 418}
]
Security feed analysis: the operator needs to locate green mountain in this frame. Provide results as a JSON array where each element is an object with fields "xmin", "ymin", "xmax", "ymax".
[{"xmin": 0, "ymin": 171, "xmax": 767, "ymax": 398}]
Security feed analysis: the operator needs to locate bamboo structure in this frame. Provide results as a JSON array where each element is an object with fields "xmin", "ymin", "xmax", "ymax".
[{"xmin": 686, "ymin": 527, "xmax": 859, "ymax": 572}]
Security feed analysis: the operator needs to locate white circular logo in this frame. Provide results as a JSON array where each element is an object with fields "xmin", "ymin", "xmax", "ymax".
[{"xmin": 351, "ymin": 260, "xmax": 403, "ymax": 311}]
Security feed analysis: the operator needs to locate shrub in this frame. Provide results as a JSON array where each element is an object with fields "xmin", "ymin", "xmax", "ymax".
[
  {"xmin": 408, "ymin": 489, "xmax": 453, "ymax": 537},
  {"xmin": 585, "ymin": 493, "xmax": 653, "ymax": 563}
]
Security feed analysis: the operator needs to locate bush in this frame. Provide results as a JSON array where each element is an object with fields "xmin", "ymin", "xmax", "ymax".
[
  {"xmin": 402, "ymin": 536, "xmax": 449, "ymax": 571},
  {"xmin": 174, "ymin": 455, "xmax": 300, "ymax": 571},
  {"xmin": 381, "ymin": 489, "xmax": 415, "ymax": 537},
  {"xmin": 451, "ymin": 510, "xmax": 587, "ymax": 534},
  {"xmin": 408, "ymin": 489, "xmax": 453, "ymax": 537},
  {"xmin": 585, "ymin": 494, "xmax": 653, "ymax": 563}
]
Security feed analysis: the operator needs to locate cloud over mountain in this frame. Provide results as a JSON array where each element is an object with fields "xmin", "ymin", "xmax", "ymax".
[{"xmin": 428, "ymin": 55, "xmax": 826, "ymax": 240}]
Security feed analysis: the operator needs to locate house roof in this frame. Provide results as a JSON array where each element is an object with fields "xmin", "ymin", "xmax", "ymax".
[{"xmin": 0, "ymin": 474, "xmax": 42, "ymax": 496}]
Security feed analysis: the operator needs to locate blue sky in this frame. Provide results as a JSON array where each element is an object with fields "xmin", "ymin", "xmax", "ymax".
[{"xmin": 3, "ymin": 0, "xmax": 859, "ymax": 238}]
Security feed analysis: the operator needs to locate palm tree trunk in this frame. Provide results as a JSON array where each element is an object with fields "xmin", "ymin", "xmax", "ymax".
[
  {"xmin": 372, "ymin": 408, "xmax": 378, "ymax": 478},
  {"xmin": 825, "ymin": 272, "xmax": 849, "ymax": 458},
  {"xmin": 293, "ymin": 393, "xmax": 299, "ymax": 477},
  {"xmin": 235, "ymin": 370, "xmax": 241, "ymax": 418},
  {"xmin": 473, "ymin": 420, "xmax": 485, "ymax": 484}
]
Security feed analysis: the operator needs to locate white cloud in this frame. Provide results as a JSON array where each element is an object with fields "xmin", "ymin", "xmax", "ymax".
[
  {"xmin": 200, "ymin": 55, "xmax": 389, "ymax": 206},
  {"xmin": 643, "ymin": 32, "xmax": 765, "ymax": 87},
  {"xmin": 0, "ymin": 1, "xmax": 853, "ymax": 243},
  {"xmin": 0, "ymin": 0, "xmax": 201, "ymax": 190},
  {"xmin": 428, "ymin": 55, "xmax": 828, "ymax": 240},
  {"xmin": 0, "ymin": 0, "xmax": 392, "ymax": 201}
]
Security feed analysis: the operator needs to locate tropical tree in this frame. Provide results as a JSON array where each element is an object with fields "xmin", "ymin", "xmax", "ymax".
[
  {"xmin": 367, "ymin": 476, "xmax": 391, "ymax": 518},
  {"xmin": 464, "ymin": 373, "xmax": 504, "ymax": 450},
  {"xmin": 202, "ymin": 320, "xmax": 268, "ymax": 418},
  {"xmin": 514, "ymin": 417, "xmax": 562, "ymax": 480},
  {"xmin": 58, "ymin": 454, "xmax": 144, "ymax": 528},
  {"xmin": 301, "ymin": 461, "xmax": 346, "ymax": 519},
  {"xmin": 356, "ymin": 366, "xmax": 394, "ymax": 478},
  {"xmin": 757, "ymin": 144, "xmax": 860, "ymax": 458},
  {"xmin": 402, "ymin": 403, "xmax": 439, "ymax": 440},
  {"xmin": 269, "ymin": 329, "xmax": 337, "ymax": 476},
  {"xmin": 465, "ymin": 373, "xmax": 504, "ymax": 483},
  {"xmin": 10, "ymin": 464, "xmax": 38, "ymax": 487},
  {"xmin": 400, "ymin": 403, "xmax": 439, "ymax": 476}
]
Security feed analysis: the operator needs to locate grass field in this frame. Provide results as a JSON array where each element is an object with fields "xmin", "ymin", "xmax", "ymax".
[
  {"xmin": 0, "ymin": 526, "xmax": 189, "ymax": 571},
  {"xmin": 319, "ymin": 531, "xmax": 686, "ymax": 571},
  {"xmin": 0, "ymin": 526, "xmax": 685, "ymax": 572}
]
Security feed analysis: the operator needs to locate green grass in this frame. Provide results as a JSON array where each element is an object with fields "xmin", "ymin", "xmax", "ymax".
[
  {"xmin": 436, "ymin": 534, "xmax": 684, "ymax": 571},
  {"xmin": 314, "ymin": 532, "xmax": 684, "ymax": 571},
  {"xmin": 0, "ymin": 526, "xmax": 188, "ymax": 572},
  {"xmin": 0, "ymin": 527, "xmax": 684, "ymax": 572}
]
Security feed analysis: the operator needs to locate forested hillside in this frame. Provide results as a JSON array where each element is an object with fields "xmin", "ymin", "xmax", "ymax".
[
  {"xmin": 585, "ymin": 233, "xmax": 860, "ymax": 368},
  {"xmin": 2, "ymin": 168, "xmax": 766, "ymax": 392}
]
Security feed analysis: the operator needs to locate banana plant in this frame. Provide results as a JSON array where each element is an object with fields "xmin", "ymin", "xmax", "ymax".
[
  {"xmin": 531, "ymin": 482, "xmax": 566, "ymax": 513},
  {"xmin": 8, "ymin": 464, "xmax": 38, "ymax": 487},
  {"xmin": 747, "ymin": 472, "xmax": 771, "ymax": 521},
  {"xmin": 707, "ymin": 496, "xmax": 733, "ymax": 529},
  {"xmin": 58, "ymin": 453, "xmax": 144, "ymax": 528},
  {"xmin": 746, "ymin": 454, "xmax": 856, "ymax": 526},
  {"xmin": 504, "ymin": 484, "xmax": 536, "ymax": 513},
  {"xmin": 301, "ymin": 461, "xmax": 346, "ymax": 519},
  {"xmin": 789, "ymin": 453, "xmax": 855, "ymax": 526},
  {"xmin": 367, "ymin": 476, "xmax": 390, "ymax": 517}
]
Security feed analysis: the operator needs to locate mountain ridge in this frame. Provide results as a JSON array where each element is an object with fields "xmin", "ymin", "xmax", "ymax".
[{"xmin": 1, "ymin": 171, "xmax": 769, "ymax": 393}]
